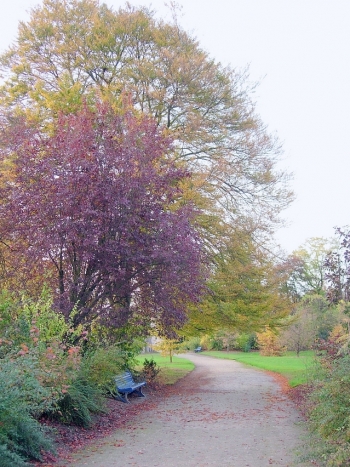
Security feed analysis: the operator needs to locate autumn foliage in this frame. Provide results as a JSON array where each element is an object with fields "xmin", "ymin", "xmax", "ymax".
[
  {"xmin": 0, "ymin": 102, "xmax": 206, "ymax": 333},
  {"xmin": 256, "ymin": 327, "xmax": 286, "ymax": 356},
  {"xmin": 0, "ymin": 1, "xmax": 300, "ymax": 463}
]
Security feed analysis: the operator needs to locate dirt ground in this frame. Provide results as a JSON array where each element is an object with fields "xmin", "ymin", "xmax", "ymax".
[{"xmin": 58, "ymin": 354, "xmax": 314, "ymax": 467}]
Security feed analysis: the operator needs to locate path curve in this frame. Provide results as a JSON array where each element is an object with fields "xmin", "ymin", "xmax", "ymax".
[{"xmin": 65, "ymin": 354, "xmax": 311, "ymax": 467}]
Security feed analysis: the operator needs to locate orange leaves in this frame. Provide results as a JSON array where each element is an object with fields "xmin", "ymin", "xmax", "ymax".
[{"xmin": 17, "ymin": 343, "xmax": 29, "ymax": 356}]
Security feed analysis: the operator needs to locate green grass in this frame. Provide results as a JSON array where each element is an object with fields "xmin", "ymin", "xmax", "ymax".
[
  {"xmin": 202, "ymin": 350, "xmax": 315, "ymax": 387},
  {"xmin": 136, "ymin": 354, "xmax": 195, "ymax": 385}
]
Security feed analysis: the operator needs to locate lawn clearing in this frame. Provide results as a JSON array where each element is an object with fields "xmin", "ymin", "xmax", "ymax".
[
  {"xmin": 136, "ymin": 354, "xmax": 194, "ymax": 385},
  {"xmin": 202, "ymin": 351, "xmax": 315, "ymax": 387}
]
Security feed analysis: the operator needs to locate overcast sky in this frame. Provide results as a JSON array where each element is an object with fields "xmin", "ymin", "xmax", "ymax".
[{"xmin": 1, "ymin": 0, "xmax": 349, "ymax": 254}]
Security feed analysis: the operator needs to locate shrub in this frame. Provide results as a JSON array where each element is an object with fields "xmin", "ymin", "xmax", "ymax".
[
  {"xmin": 235, "ymin": 333, "xmax": 257, "ymax": 352},
  {"xmin": 0, "ymin": 289, "xmax": 84, "ymax": 356},
  {"xmin": 307, "ymin": 354, "xmax": 350, "ymax": 466},
  {"xmin": 142, "ymin": 358, "xmax": 161, "ymax": 382},
  {"xmin": 0, "ymin": 408, "xmax": 54, "ymax": 466},
  {"xmin": 79, "ymin": 345, "xmax": 130, "ymax": 395},
  {"xmin": 0, "ymin": 356, "xmax": 55, "ymax": 466},
  {"xmin": 0, "ymin": 352, "xmax": 57, "ymax": 417},
  {"xmin": 256, "ymin": 327, "xmax": 286, "ymax": 356},
  {"xmin": 51, "ymin": 378, "xmax": 106, "ymax": 428},
  {"xmin": 305, "ymin": 323, "xmax": 350, "ymax": 466},
  {"xmin": 0, "ymin": 444, "xmax": 28, "ymax": 467},
  {"xmin": 314, "ymin": 324, "xmax": 347, "ymax": 367},
  {"xmin": 210, "ymin": 337, "xmax": 224, "ymax": 350},
  {"xmin": 180, "ymin": 336, "xmax": 201, "ymax": 351}
]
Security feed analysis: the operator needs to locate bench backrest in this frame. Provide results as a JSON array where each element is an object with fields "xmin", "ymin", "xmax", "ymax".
[{"xmin": 115, "ymin": 371, "xmax": 135, "ymax": 389}]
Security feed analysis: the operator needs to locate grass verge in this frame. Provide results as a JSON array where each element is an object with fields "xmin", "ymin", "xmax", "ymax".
[
  {"xmin": 202, "ymin": 350, "xmax": 315, "ymax": 387},
  {"xmin": 136, "ymin": 354, "xmax": 194, "ymax": 385}
]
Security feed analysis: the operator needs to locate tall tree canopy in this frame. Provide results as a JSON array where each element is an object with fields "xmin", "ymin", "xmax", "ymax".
[
  {"xmin": 0, "ymin": 0, "xmax": 297, "ymax": 340},
  {"xmin": 0, "ymin": 0, "xmax": 292, "ymax": 236},
  {"xmin": 0, "ymin": 102, "xmax": 207, "ymax": 332}
]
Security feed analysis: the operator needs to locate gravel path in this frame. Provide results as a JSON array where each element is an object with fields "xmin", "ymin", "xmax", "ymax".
[{"xmin": 63, "ymin": 354, "xmax": 312, "ymax": 467}]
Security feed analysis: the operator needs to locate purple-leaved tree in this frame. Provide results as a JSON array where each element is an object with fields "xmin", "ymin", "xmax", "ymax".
[{"xmin": 0, "ymin": 102, "xmax": 207, "ymax": 333}]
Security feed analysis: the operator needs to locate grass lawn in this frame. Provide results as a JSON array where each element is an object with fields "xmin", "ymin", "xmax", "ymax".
[
  {"xmin": 136, "ymin": 353, "xmax": 195, "ymax": 385},
  {"xmin": 202, "ymin": 350, "xmax": 315, "ymax": 387}
]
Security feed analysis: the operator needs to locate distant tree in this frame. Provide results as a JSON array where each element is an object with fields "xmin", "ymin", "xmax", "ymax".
[
  {"xmin": 181, "ymin": 229, "xmax": 290, "ymax": 337},
  {"xmin": 0, "ymin": 102, "xmax": 206, "ymax": 334},
  {"xmin": 152, "ymin": 338, "xmax": 181, "ymax": 363},
  {"xmin": 276, "ymin": 254, "xmax": 306, "ymax": 303},
  {"xmin": 324, "ymin": 228, "xmax": 350, "ymax": 304},
  {"xmin": 282, "ymin": 308, "xmax": 318, "ymax": 356},
  {"xmin": 281, "ymin": 294, "xmax": 340, "ymax": 355},
  {"xmin": 256, "ymin": 326, "xmax": 286, "ymax": 356},
  {"xmin": 294, "ymin": 238, "xmax": 332, "ymax": 294},
  {"xmin": 279, "ymin": 237, "xmax": 333, "ymax": 302}
]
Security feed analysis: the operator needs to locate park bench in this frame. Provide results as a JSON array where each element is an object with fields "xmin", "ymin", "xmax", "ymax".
[
  {"xmin": 115, "ymin": 370, "xmax": 146, "ymax": 403},
  {"xmin": 194, "ymin": 346, "xmax": 202, "ymax": 352}
]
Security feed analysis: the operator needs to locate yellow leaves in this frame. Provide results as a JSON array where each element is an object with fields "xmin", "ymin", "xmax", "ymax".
[
  {"xmin": 30, "ymin": 76, "xmax": 85, "ymax": 116},
  {"xmin": 153, "ymin": 338, "xmax": 181, "ymax": 362},
  {"xmin": 182, "ymin": 228, "xmax": 290, "ymax": 337},
  {"xmin": 256, "ymin": 326, "xmax": 286, "ymax": 356},
  {"xmin": 330, "ymin": 324, "xmax": 346, "ymax": 342}
]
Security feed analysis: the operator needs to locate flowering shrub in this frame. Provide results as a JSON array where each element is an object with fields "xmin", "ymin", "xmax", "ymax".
[{"xmin": 0, "ymin": 291, "xmax": 96, "ymax": 462}]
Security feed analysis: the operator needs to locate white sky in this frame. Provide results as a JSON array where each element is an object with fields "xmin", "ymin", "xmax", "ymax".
[{"xmin": 1, "ymin": 0, "xmax": 350, "ymax": 254}]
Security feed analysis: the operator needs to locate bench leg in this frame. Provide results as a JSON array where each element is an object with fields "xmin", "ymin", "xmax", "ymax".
[
  {"xmin": 115, "ymin": 392, "xmax": 129, "ymax": 403},
  {"xmin": 134, "ymin": 387, "xmax": 145, "ymax": 398}
]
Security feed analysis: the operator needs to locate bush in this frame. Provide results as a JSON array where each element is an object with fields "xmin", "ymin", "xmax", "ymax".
[
  {"xmin": 142, "ymin": 358, "xmax": 161, "ymax": 382},
  {"xmin": 307, "ymin": 354, "xmax": 350, "ymax": 466},
  {"xmin": 210, "ymin": 338, "xmax": 224, "ymax": 350},
  {"xmin": 51, "ymin": 378, "xmax": 106, "ymax": 428},
  {"xmin": 0, "ymin": 289, "xmax": 84, "ymax": 356},
  {"xmin": 0, "ymin": 357, "xmax": 54, "ymax": 466},
  {"xmin": 234, "ymin": 333, "xmax": 257, "ymax": 352},
  {"xmin": 180, "ymin": 336, "xmax": 201, "ymax": 351},
  {"xmin": 79, "ymin": 345, "xmax": 131, "ymax": 395},
  {"xmin": 256, "ymin": 327, "xmax": 286, "ymax": 356},
  {"xmin": 0, "ymin": 444, "xmax": 28, "ymax": 467},
  {"xmin": 0, "ymin": 291, "xmax": 145, "ymax": 446},
  {"xmin": 0, "ymin": 409, "xmax": 53, "ymax": 466},
  {"xmin": 0, "ymin": 291, "xmax": 102, "ymax": 457}
]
